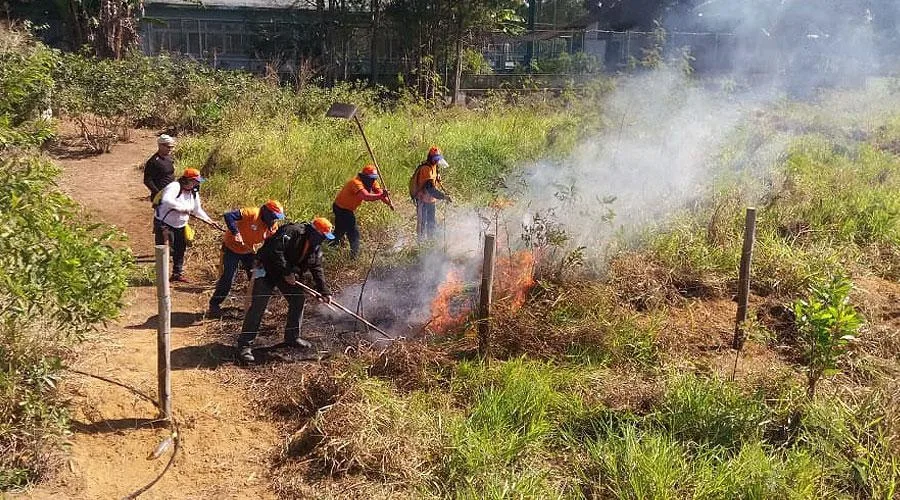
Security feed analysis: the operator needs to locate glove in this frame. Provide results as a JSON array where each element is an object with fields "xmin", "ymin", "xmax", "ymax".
[
  {"xmin": 234, "ymin": 232, "xmax": 245, "ymax": 245},
  {"xmin": 318, "ymin": 294, "xmax": 332, "ymax": 304}
]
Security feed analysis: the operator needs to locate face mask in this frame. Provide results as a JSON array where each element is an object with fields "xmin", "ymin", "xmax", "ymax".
[
  {"xmin": 361, "ymin": 176, "xmax": 376, "ymax": 190},
  {"xmin": 307, "ymin": 226, "xmax": 324, "ymax": 245}
]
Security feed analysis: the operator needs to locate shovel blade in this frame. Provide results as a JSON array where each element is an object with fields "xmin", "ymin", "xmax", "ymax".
[{"xmin": 326, "ymin": 102, "xmax": 357, "ymax": 119}]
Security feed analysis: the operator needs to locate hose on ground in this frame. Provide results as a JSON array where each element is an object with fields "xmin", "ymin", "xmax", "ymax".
[{"xmin": 68, "ymin": 369, "xmax": 180, "ymax": 499}]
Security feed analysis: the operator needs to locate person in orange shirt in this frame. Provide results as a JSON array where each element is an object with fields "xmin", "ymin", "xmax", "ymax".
[
  {"xmin": 409, "ymin": 146, "xmax": 451, "ymax": 241},
  {"xmin": 331, "ymin": 164, "xmax": 393, "ymax": 259},
  {"xmin": 207, "ymin": 200, "xmax": 285, "ymax": 317}
]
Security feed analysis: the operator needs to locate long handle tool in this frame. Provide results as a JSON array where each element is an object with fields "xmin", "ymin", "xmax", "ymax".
[
  {"xmin": 326, "ymin": 102, "xmax": 394, "ymax": 210},
  {"xmin": 294, "ymin": 281, "xmax": 394, "ymax": 340}
]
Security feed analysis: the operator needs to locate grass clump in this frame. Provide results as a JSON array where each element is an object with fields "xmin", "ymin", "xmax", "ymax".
[
  {"xmin": 441, "ymin": 358, "xmax": 575, "ymax": 498},
  {"xmin": 655, "ymin": 373, "xmax": 768, "ymax": 451},
  {"xmin": 493, "ymin": 282, "xmax": 661, "ymax": 368},
  {"xmin": 581, "ymin": 426, "xmax": 690, "ymax": 499},
  {"xmin": 799, "ymin": 389, "xmax": 900, "ymax": 498}
]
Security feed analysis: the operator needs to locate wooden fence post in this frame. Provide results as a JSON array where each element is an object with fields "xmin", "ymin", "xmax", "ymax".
[
  {"xmin": 731, "ymin": 207, "xmax": 757, "ymax": 381},
  {"xmin": 478, "ymin": 234, "xmax": 496, "ymax": 359},
  {"xmin": 155, "ymin": 245, "xmax": 172, "ymax": 420}
]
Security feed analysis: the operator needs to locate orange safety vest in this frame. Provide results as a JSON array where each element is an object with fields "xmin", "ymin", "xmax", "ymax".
[
  {"xmin": 334, "ymin": 176, "xmax": 381, "ymax": 211},
  {"xmin": 223, "ymin": 207, "xmax": 277, "ymax": 254},
  {"xmin": 409, "ymin": 162, "xmax": 440, "ymax": 204}
]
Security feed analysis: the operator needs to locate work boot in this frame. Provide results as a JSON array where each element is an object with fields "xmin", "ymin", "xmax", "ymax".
[
  {"xmin": 284, "ymin": 337, "xmax": 312, "ymax": 350},
  {"xmin": 171, "ymin": 274, "xmax": 189, "ymax": 283},
  {"xmin": 238, "ymin": 346, "xmax": 255, "ymax": 363}
]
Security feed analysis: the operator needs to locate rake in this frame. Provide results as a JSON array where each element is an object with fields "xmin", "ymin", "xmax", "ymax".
[{"xmin": 325, "ymin": 102, "xmax": 393, "ymax": 202}]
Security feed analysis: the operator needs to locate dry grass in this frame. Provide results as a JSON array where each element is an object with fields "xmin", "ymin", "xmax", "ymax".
[
  {"xmin": 607, "ymin": 252, "xmax": 729, "ymax": 311},
  {"xmin": 261, "ymin": 355, "xmax": 448, "ymax": 498},
  {"xmin": 363, "ymin": 340, "xmax": 453, "ymax": 392}
]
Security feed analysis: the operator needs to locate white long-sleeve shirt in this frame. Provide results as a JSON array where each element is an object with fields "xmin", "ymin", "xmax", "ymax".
[{"xmin": 154, "ymin": 181, "xmax": 213, "ymax": 228}]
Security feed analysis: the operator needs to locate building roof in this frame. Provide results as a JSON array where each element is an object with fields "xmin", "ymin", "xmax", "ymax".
[{"xmin": 145, "ymin": 0, "xmax": 315, "ymax": 10}]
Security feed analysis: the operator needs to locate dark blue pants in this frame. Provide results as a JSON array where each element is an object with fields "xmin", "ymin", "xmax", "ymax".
[
  {"xmin": 416, "ymin": 201, "xmax": 437, "ymax": 241},
  {"xmin": 237, "ymin": 277, "xmax": 306, "ymax": 347},
  {"xmin": 209, "ymin": 247, "xmax": 256, "ymax": 309},
  {"xmin": 331, "ymin": 203, "xmax": 360, "ymax": 258}
]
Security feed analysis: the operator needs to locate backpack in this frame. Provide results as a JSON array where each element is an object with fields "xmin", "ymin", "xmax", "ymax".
[{"xmin": 409, "ymin": 162, "xmax": 429, "ymax": 200}]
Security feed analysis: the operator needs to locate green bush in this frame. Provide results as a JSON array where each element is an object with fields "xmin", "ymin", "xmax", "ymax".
[
  {"xmin": 793, "ymin": 275, "xmax": 863, "ymax": 398},
  {"xmin": 0, "ymin": 152, "xmax": 131, "ymax": 489},
  {"xmin": 0, "ymin": 25, "xmax": 57, "ymax": 149}
]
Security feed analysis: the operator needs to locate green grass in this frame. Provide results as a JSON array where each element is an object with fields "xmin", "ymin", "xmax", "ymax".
[{"xmin": 180, "ymin": 105, "xmax": 586, "ymax": 236}]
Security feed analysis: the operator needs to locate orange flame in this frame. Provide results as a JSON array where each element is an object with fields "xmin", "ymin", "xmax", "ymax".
[
  {"xmin": 495, "ymin": 250, "xmax": 536, "ymax": 309},
  {"xmin": 428, "ymin": 269, "xmax": 469, "ymax": 333},
  {"xmin": 427, "ymin": 250, "xmax": 537, "ymax": 334}
]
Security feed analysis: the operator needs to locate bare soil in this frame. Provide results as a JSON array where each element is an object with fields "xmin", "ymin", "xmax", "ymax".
[{"xmin": 19, "ymin": 129, "xmax": 278, "ymax": 499}]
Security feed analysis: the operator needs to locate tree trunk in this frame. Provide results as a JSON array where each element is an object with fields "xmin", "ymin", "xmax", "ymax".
[
  {"xmin": 524, "ymin": 0, "xmax": 537, "ymax": 70},
  {"xmin": 368, "ymin": 0, "xmax": 379, "ymax": 85},
  {"xmin": 450, "ymin": 6, "xmax": 464, "ymax": 106},
  {"xmin": 451, "ymin": 35, "xmax": 462, "ymax": 105}
]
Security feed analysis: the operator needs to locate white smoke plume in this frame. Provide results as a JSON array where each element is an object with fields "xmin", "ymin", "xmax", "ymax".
[{"xmin": 324, "ymin": 1, "xmax": 896, "ymax": 339}]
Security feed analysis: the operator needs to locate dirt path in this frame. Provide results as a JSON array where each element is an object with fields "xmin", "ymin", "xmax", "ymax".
[{"xmin": 22, "ymin": 130, "xmax": 278, "ymax": 499}]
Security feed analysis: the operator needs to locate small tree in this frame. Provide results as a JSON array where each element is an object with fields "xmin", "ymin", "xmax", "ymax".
[
  {"xmin": 447, "ymin": 0, "xmax": 523, "ymax": 104},
  {"xmin": 793, "ymin": 275, "xmax": 862, "ymax": 398}
]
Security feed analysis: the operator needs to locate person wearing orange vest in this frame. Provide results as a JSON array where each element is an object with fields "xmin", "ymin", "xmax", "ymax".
[
  {"xmin": 331, "ymin": 164, "xmax": 393, "ymax": 258},
  {"xmin": 409, "ymin": 146, "xmax": 451, "ymax": 241},
  {"xmin": 207, "ymin": 200, "xmax": 285, "ymax": 317}
]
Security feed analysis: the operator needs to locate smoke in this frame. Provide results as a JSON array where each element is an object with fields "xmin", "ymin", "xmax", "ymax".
[
  {"xmin": 505, "ymin": 67, "xmax": 748, "ymax": 260},
  {"xmin": 496, "ymin": 0, "xmax": 895, "ymax": 265},
  {"xmin": 669, "ymin": 0, "xmax": 890, "ymax": 95},
  {"xmin": 324, "ymin": 211, "xmax": 486, "ymax": 343},
  {"xmin": 324, "ymin": 1, "xmax": 897, "ymax": 339}
]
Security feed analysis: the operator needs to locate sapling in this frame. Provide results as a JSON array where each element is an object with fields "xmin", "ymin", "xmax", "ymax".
[{"xmin": 792, "ymin": 275, "xmax": 862, "ymax": 398}]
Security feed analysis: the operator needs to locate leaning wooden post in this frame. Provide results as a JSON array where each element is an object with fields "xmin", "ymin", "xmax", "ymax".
[
  {"xmin": 731, "ymin": 207, "xmax": 757, "ymax": 381},
  {"xmin": 478, "ymin": 234, "xmax": 496, "ymax": 360},
  {"xmin": 155, "ymin": 245, "xmax": 172, "ymax": 420}
]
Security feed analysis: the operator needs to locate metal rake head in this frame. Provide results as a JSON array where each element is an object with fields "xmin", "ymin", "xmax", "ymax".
[{"xmin": 325, "ymin": 102, "xmax": 358, "ymax": 119}]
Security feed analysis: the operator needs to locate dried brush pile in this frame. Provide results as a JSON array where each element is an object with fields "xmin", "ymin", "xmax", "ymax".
[{"xmin": 265, "ymin": 352, "xmax": 447, "ymax": 497}]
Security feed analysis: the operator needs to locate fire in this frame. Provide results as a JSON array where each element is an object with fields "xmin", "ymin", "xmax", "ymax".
[
  {"xmin": 427, "ymin": 250, "xmax": 537, "ymax": 334},
  {"xmin": 495, "ymin": 250, "xmax": 536, "ymax": 309},
  {"xmin": 428, "ymin": 269, "xmax": 469, "ymax": 333}
]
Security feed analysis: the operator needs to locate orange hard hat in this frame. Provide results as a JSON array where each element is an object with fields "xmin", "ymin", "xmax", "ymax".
[
  {"xmin": 428, "ymin": 146, "xmax": 441, "ymax": 157},
  {"xmin": 360, "ymin": 164, "xmax": 379, "ymax": 178},
  {"xmin": 262, "ymin": 200, "xmax": 285, "ymax": 219},
  {"xmin": 312, "ymin": 217, "xmax": 335, "ymax": 240},
  {"xmin": 181, "ymin": 168, "xmax": 204, "ymax": 182}
]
